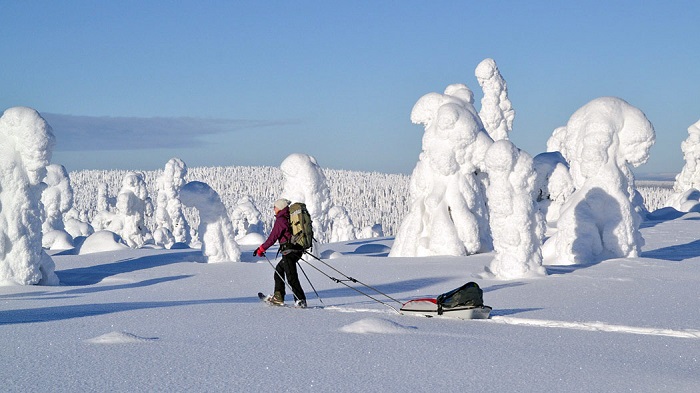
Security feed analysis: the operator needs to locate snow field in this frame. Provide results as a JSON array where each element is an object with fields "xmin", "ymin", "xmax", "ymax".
[{"xmin": 3, "ymin": 218, "xmax": 700, "ymax": 392}]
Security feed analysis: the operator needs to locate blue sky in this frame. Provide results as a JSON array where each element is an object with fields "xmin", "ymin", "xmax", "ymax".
[{"xmin": 1, "ymin": 1, "xmax": 698, "ymax": 177}]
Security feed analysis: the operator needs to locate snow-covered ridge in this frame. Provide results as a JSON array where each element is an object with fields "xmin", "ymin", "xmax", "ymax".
[{"xmin": 69, "ymin": 166, "xmax": 410, "ymax": 237}]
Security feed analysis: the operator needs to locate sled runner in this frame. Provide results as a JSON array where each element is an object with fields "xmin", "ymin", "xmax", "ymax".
[
  {"xmin": 400, "ymin": 282, "xmax": 492, "ymax": 320},
  {"xmin": 400, "ymin": 298, "xmax": 492, "ymax": 319}
]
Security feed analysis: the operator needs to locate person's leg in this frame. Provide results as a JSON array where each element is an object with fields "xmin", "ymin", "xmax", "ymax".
[
  {"xmin": 274, "ymin": 261, "xmax": 286, "ymax": 300},
  {"xmin": 282, "ymin": 253, "xmax": 306, "ymax": 302}
]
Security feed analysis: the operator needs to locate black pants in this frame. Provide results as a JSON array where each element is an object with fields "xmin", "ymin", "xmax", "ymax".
[{"xmin": 274, "ymin": 251, "xmax": 306, "ymax": 301}]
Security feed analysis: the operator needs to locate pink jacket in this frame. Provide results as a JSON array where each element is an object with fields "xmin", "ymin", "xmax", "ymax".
[{"xmin": 260, "ymin": 206, "xmax": 292, "ymax": 251}]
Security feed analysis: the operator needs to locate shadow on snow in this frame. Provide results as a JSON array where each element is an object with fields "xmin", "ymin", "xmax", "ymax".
[
  {"xmin": 641, "ymin": 239, "xmax": 700, "ymax": 262},
  {"xmin": 55, "ymin": 250, "xmax": 202, "ymax": 286},
  {"xmin": 0, "ymin": 276, "xmax": 453, "ymax": 326}
]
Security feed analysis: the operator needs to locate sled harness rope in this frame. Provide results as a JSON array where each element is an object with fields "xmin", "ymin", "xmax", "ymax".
[
  {"xmin": 301, "ymin": 250, "xmax": 402, "ymax": 314},
  {"xmin": 297, "ymin": 261, "xmax": 324, "ymax": 305}
]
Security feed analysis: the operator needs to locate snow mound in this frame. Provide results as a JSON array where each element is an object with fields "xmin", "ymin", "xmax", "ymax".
[
  {"xmin": 320, "ymin": 249, "xmax": 343, "ymax": 259},
  {"xmin": 78, "ymin": 231, "xmax": 129, "ymax": 255},
  {"xmin": 339, "ymin": 318, "xmax": 416, "ymax": 334},
  {"xmin": 353, "ymin": 244, "xmax": 391, "ymax": 255},
  {"xmin": 86, "ymin": 331, "xmax": 158, "ymax": 344},
  {"xmin": 42, "ymin": 229, "xmax": 74, "ymax": 250},
  {"xmin": 235, "ymin": 232, "xmax": 265, "ymax": 246}
]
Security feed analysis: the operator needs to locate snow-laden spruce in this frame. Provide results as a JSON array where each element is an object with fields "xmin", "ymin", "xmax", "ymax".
[
  {"xmin": 180, "ymin": 181, "xmax": 241, "ymax": 262},
  {"xmin": 0, "ymin": 107, "xmax": 58, "ymax": 285},
  {"xmin": 96, "ymin": 182, "xmax": 112, "ymax": 215},
  {"xmin": 40, "ymin": 164, "xmax": 76, "ymax": 249},
  {"xmin": 154, "ymin": 157, "xmax": 191, "ymax": 248},
  {"xmin": 106, "ymin": 172, "xmax": 155, "ymax": 248},
  {"xmin": 666, "ymin": 119, "xmax": 700, "ymax": 211},
  {"xmin": 230, "ymin": 195, "xmax": 265, "ymax": 245},
  {"xmin": 390, "ymin": 83, "xmax": 493, "ymax": 257},
  {"xmin": 92, "ymin": 172, "xmax": 154, "ymax": 248},
  {"xmin": 543, "ymin": 97, "xmax": 655, "ymax": 265},
  {"xmin": 533, "ymin": 151, "xmax": 575, "ymax": 224},
  {"xmin": 41, "ymin": 164, "xmax": 74, "ymax": 233},
  {"xmin": 475, "ymin": 58, "xmax": 514, "ymax": 141},
  {"xmin": 280, "ymin": 153, "xmax": 334, "ymax": 243},
  {"xmin": 484, "ymin": 140, "xmax": 546, "ymax": 278},
  {"xmin": 328, "ymin": 205, "xmax": 357, "ymax": 242}
]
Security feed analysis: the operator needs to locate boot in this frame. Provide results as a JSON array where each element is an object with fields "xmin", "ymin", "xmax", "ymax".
[
  {"xmin": 270, "ymin": 291, "xmax": 284, "ymax": 306},
  {"xmin": 295, "ymin": 299, "xmax": 307, "ymax": 309}
]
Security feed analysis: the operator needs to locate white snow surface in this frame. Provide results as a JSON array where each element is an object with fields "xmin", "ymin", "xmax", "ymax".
[{"xmin": 2, "ymin": 215, "xmax": 700, "ymax": 392}]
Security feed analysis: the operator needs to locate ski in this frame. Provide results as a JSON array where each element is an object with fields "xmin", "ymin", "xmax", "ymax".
[
  {"xmin": 258, "ymin": 292, "xmax": 279, "ymax": 306},
  {"xmin": 257, "ymin": 292, "xmax": 311, "ymax": 309}
]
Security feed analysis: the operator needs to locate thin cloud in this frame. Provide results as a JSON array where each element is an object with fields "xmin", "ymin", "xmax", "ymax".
[{"xmin": 42, "ymin": 113, "xmax": 300, "ymax": 151}]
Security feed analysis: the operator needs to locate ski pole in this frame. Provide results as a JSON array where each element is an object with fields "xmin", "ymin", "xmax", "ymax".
[
  {"xmin": 297, "ymin": 258, "xmax": 324, "ymax": 305},
  {"xmin": 303, "ymin": 250, "xmax": 402, "ymax": 305},
  {"xmin": 263, "ymin": 254, "xmax": 295, "ymax": 297}
]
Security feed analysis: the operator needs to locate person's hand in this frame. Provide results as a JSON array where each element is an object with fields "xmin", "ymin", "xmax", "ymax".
[{"xmin": 254, "ymin": 246, "xmax": 266, "ymax": 257}]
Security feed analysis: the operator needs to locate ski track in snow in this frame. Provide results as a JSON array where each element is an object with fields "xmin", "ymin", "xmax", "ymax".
[
  {"xmin": 489, "ymin": 316, "xmax": 700, "ymax": 339},
  {"xmin": 325, "ymin": 306, "xmax": 700, "ymax": 340}
]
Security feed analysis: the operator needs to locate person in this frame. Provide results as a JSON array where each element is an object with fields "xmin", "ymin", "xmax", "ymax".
[{"xmin": 254, "ymin": 198, "xmax": 307, "ymax": 308}]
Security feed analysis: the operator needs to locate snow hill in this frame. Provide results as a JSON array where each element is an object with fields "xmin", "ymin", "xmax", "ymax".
[{"xmin": 1, "ymin": 209, "xmax": 699, "ymax": 391}]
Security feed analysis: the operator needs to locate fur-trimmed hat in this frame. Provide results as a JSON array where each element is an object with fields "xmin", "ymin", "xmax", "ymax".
[{"xmin": 274, "ymin": 198, "xmax": 290, "ymax": 210}]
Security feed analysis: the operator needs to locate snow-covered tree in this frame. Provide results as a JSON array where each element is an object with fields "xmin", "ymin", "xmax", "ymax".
[
  {"xmin": 155, "ymin": 158, "xmax": 191, "ymax": 246},
  {"xmin": 543, "ymin": 97, "xmax": 655, "ymax": 265},
  {"xmin": 390, "ymin": 84, "xmax": 494, "ymax": 257},
  {"xmin": 357, "ymin": 224, "xmax": 384, "ymax": 239},
  {"xmin": 230, "ymin": 195, "xmax": 264, "ymax": 240},
  {"xmin": 666, "ymin": 120, "xmax": 700, "ymax": 211},
  {"xmin": 63, "ymin": 216, "xmax": 94, "ymax": 239},
  {"xmin": 673, "ymin": 119, "xmax": 700, "ymax": 192},
  {"xmin": 484, "ymin": 140, "xmax": 546, "ymax": 279},
  {"xmin": 280, "ymin": 153, "xmax": 332, "ymax": 242},
  {"xmin": 180, "ymin": 181, "xmax": 241, "ymax": 263},
  {"xmin": 114, "ymin": 172, "xmax": 154, "ymax": 248},
  {"xmin": 328, "ymin": 206, "xmax": 356, "ymax": 242},
  {"xmin": 546, "ymin": 126, "xmax": 568, "ymax": 153},
  {"xmin": 533, "ymin": 152, "xmax": 575, "ymax": 224},
  {"xmin": 41, "ymin": 164, "xmax": 74, "ymax": 233},
  {"xmin": 0, "ymin": 107, "xmax": 59, "ymax": 285},
  {"xmin": 97, "ymin": 182, "xmax": 111, "ymax": 214},
  {"xmin": 475, "ymin": 58, "xmax": 514, "ymax": 141}
]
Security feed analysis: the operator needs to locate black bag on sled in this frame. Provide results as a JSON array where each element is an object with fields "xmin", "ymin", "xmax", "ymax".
[{"xmin": 436, "ymin": 281, "xmax": 484, "ymax": 312}]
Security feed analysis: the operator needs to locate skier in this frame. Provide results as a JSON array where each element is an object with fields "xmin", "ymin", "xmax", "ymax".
[{"xmin": 254, "ymin": 198, "xmax": 307, "ymax": 308}]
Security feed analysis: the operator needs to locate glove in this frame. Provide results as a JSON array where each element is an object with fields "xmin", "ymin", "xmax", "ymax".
[{"xmin": 254, "ymin": 246, "xmax": 266, "ymax": 257}]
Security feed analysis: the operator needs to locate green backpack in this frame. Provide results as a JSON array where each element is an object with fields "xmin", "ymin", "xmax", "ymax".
[{"xmin": 289, "ymin": 202, "xmax": 314, "ymax": 250}]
